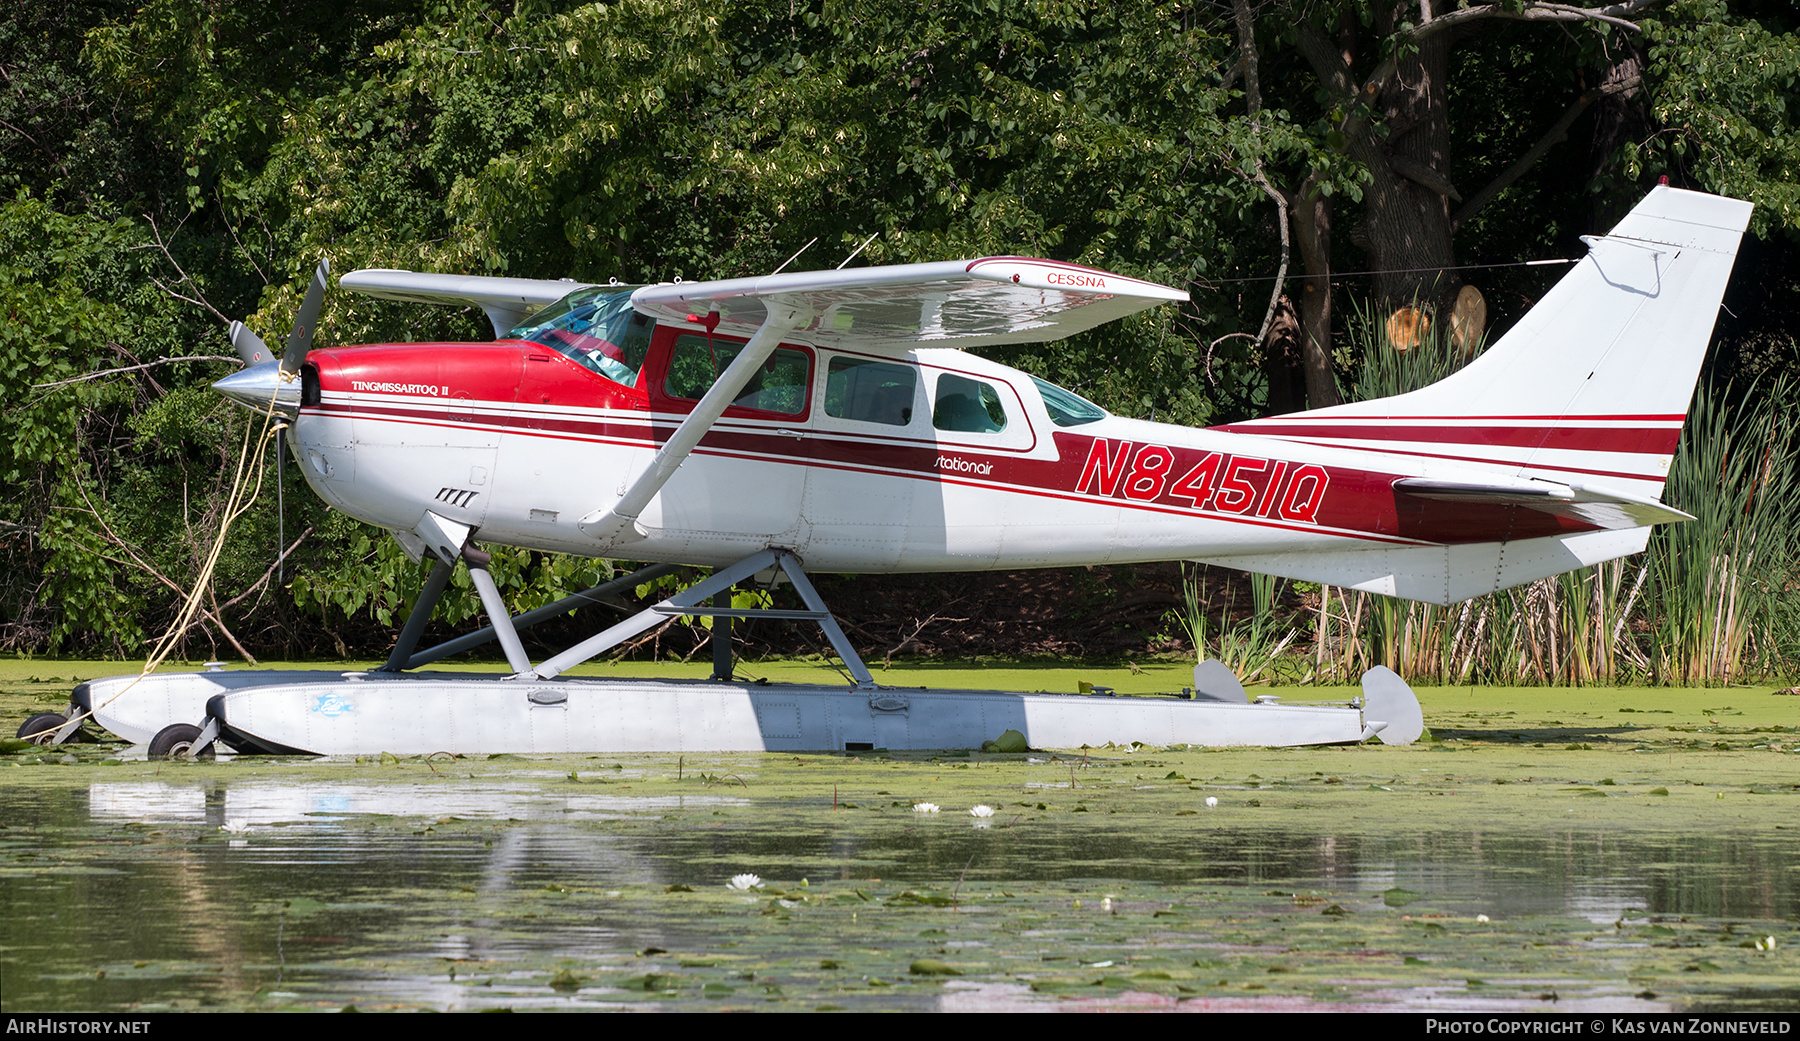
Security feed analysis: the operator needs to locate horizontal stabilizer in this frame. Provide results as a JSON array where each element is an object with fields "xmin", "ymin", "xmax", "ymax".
[
  {"xmin": 1198, "ymin": 527, "xmax": 1652, "ymax": 605},
  {"xmin": 629, "ymin": 257, "xmax": 1187, "ymax": 351},
  {"xmin": 1393, "ymin": 477, "xmax": 1694, "ymax": 529},
  {"xmin": 341, "ymin": 269, "xmax": 601, "ymax": 338}
]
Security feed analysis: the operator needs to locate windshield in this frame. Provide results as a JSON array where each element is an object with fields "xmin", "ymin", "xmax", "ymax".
[
  {"xmin": 507, "ymin": 285, "xmax": 652, "ymax": 388},
  {"xmin": 1031, "ymin": 376, "xmax": 1107, "ymax": 426}
]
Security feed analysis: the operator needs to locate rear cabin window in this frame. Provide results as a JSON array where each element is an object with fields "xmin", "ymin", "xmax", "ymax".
[
  {"xmin": 1031, "ymin": 376, "xmax": 1107, "ymax": 426},
  {"xmin": 508, "ymin": 286, "xmax": 653, "ymax": 388},
  {"xmin": 825, "ymin": 356, "xmax": 917, "ymax": 426},
  {"xmin": 664, "ymin": 333, "xmax": 811, "ymax": 415},
  {"xmin": 932, "ymin": 373, "xmax": 1008, "ymax": 434}
]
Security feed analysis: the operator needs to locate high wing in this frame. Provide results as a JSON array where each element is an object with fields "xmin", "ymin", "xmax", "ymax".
[
  {"xmin": 339, "ymin": 269, "xmax": 601, "ymax": 338},
  {"xmin": 340, "ymin": 256, "xmax": 1186, "ymax": 348},
  {"xmin": 628, "ymin": 256, "xmax": 1187, "ymax": 351}
]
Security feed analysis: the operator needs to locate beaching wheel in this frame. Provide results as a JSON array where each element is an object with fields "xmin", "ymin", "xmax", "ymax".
[
  {"xmin": 149, "ymin": 723, "xmax": 215, "ymax": 759},
  {"xmin": 17, "ymin": 712, "xmax": 67, "ymax": 745}
]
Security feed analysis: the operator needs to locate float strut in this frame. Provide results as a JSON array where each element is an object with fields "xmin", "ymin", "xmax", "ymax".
[
  {"xmin": 401, "ymin": 562, "xmax": 682, "ymax": 671},
  {"xmin": 776, "ymin": 555, "xmax": 874, "ymax": 688},
  {"xmin": 462, "ymin": 546, "xmax": 534, "ymax": 675},
  {"xmin": 529, "ymin": 549, "xmax": 875, "ymax": 687},
  {"xmin": 711, "ymin": 588, "xmax": 733, "ymax": 681},
  {"xmin": 379, "ymin": 556, "xmax": 455, "ymax": 672}
]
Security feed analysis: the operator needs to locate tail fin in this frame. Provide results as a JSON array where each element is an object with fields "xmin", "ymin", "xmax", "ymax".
[{"xmin": 1229, "ymin": 186, "xmax": 1753, "ymax": 500}]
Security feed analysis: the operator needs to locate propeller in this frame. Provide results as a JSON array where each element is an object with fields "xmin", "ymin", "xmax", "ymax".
[
  {"xmin": 213, "ymin": 258, "xmax": 329, "ymax": 415},
  {"xmin": 212, "ymin": 258, "xmax": 332, "ymax": 584}
]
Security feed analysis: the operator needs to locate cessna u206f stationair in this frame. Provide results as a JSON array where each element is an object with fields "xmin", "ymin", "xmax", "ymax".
[{"xmin": 56, "ymin": 186, "xmax": 1749, "ymax": 757}]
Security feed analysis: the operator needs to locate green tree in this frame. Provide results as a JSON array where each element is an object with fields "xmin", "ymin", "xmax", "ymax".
[{"xmin": 1229, "ymin": 0, "xmax": 1800, "ymax": 408}]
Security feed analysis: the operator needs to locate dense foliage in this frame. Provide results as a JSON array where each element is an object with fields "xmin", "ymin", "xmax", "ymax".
[{"xmin": 3, "ymin": 0, "xmax": 1798, "ymax": 673}]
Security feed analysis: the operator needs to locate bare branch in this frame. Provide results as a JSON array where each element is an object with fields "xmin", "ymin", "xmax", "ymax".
[
  {"xmin": 1250, "ymin": 173, "xmax": 1291, "ymax": 347},
  {"xmin": 0, "ymin": 116, "xmax": 46, "ymax": 152},
  {"xmin": 140, "ymin": 215, "xmax": 234, "ymax": 325},
  {"xmin": 213, "ymin": 185, "xmax": 269, "ymax": 285},
  {"xmin": 205, "ymin": 582, "xmax": 258, "ymax": 665},
  {"xmin": 1415, "ymin": 0, "xmax": 1662, "ymax": 45},
  {"xmin": 1361, "ymin": 1, "xmax": 1665, "ymax": 106},
  {"xmin": 1231, "ymin": 0, "xmax": 1292, "ymax": 348},
  {"xmin": 33, "ymin": 354, "xmax": 242, "ymax": 390},
  {"xmin": 1233, "ymin": 0, "xmax": 1263, "ymax": 118},
  {"xmin": 883, "ymin": 602, "xmax": 970, "ymax": 664},
  {"xmin": 218, "ymin": 526, "xmax": 315, "ymax": 613},
  {"xmin": 62, "ymin": 488, "xmax": 256, "ymax": 663},
  {"xmin": 146, "ymin": 276, "xmax": 233, "ymax": 325},
  {"xmin": 1294, "ymin": 22, "xmax": 1357, "ymax": 102},
  {"xmin": 103, "ymin": 341, "xmax": 166, "ymax": 396},
  {"xmin": 1203, "ymin": 332, "xmax": 1259, "ymax": 387},
  {"xmin": 1218, "ymin": 55, "xmax": 1244, "ymax": 93}
]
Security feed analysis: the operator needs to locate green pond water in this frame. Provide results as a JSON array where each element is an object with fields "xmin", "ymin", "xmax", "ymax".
[{"xmin": 0, "ymin": 665, "xmax": 1796, "ymax": 1012}]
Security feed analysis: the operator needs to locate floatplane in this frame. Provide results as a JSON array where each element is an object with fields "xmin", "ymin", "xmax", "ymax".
[{"xmin": 33, "ymin": 186, "xmax": 1748, "ymax": 756}]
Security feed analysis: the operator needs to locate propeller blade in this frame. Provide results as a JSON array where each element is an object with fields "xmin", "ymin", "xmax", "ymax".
[
  {"xmin": 229, "ymin": 321, "xmax": 272, "ymax": 365},
  {"xmin": 281, "ymin": 258, "xmax": 331, "ymax": 374}
]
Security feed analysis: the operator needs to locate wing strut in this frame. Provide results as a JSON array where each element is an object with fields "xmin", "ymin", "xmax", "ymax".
[{"xmin": 579, "ymin": 302, "xmax": 812, "ymax": 546}]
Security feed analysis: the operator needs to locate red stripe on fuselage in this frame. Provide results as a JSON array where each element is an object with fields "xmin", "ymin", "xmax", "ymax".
[
  {"xmin": 315, "ymin": 393, "xmax": 1606, "ymax": 546},
  {"xmin": 308, "ymin": 339, "xmax": 1618, "ymax": 549}
]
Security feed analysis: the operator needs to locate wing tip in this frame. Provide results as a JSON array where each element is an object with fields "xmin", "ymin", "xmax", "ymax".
[{"xmin": 965, "ymin": 256, "xmax": 1188, "ymax": 301}]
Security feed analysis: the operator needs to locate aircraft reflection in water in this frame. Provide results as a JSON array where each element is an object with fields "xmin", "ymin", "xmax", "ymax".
[
  {"xmin": 55, "ymin": 187, "xmax": 1750, "ymax": 756},
  {"xmin": 19, "ymin": 774, "xmax": 1788, "ymax": 1011}
]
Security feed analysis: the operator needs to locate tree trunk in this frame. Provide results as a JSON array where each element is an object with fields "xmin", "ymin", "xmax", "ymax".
[
  {"xmin": 1290, "ymin": 175, "xmax": 1340, "ymax": 409},
  {"xmin": 1589, "ymin": 50, "xmax": 1650, "ymax": 229},
  {"xmin": 1234, "ymin": 0, "xmax": 1338, "ymax": 411},
  {"xmin": 1361, "ymin": 3, "xmax": 1460, "ymax": 312},
  {"xmin": 1261, "ymin": 293, "xmax": 1305, "ymax": 415}
]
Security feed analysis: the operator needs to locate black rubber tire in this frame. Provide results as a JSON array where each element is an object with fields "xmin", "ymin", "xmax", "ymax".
[
  {"xmin": 149, "ymin": 723, "xmax": 214, "ymax": 760},
  {"xmin": 17, "ymin": 712, "xmax": 67, "ymax": 745}
]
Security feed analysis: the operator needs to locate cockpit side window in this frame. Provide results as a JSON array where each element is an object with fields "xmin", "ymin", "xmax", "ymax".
[
  {"xmin": 932, "ymin": 373, "xmax": 1008, "ymax": 433},
  {"xmin": 824, "ymin": 356, "xmax": 917, "ymax": 426},
  {"xmin": 508, "ymin": 286, "xmax": 652, "ymax": 388},
  {"xmin": 664, "ymin": 334, "xmax": 811, "ymax": 415}
]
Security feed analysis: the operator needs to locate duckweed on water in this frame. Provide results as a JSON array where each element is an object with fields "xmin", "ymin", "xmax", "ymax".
[{"xmin": 0, "ymin": 664, "xmax": 1796, "ymax": 1011}]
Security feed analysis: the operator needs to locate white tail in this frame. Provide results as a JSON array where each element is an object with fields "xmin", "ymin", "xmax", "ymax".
[
  {"xmin": 1199, "ymin": 187, "xmax": 1752, "ymax": 604},
  {"xmin": 1230, "ymin": 186, "xmax": 1753, "ymax": 501}
]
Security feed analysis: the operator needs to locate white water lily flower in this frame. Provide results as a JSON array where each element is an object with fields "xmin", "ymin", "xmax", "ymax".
[
  {"xmin": 969, "ymin": 805, "xmax": 995, "ymax": 818},
  {"xmin": 219, "ymin": 821, "xmax": 250, "ymax": 834},
  {"xmin": 1205, "ymin": 797, "xmax": 1219, "ymax": 808},
  {"xmin": 727, "ymin": 873, "xmax": 763, "ymax": 890},
  {"xmin": 1476, "ymin": 914, "xmax": 1491, "ymax": 923},
  {"xmin": 913, "ymin": 802, "xmax": 940, "ymax": 814}
]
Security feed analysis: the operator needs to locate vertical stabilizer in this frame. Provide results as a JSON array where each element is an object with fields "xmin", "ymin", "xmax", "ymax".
[{"xmin": 1226, "ymin": 187, "xmax": 1753, "ymax": 500}]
